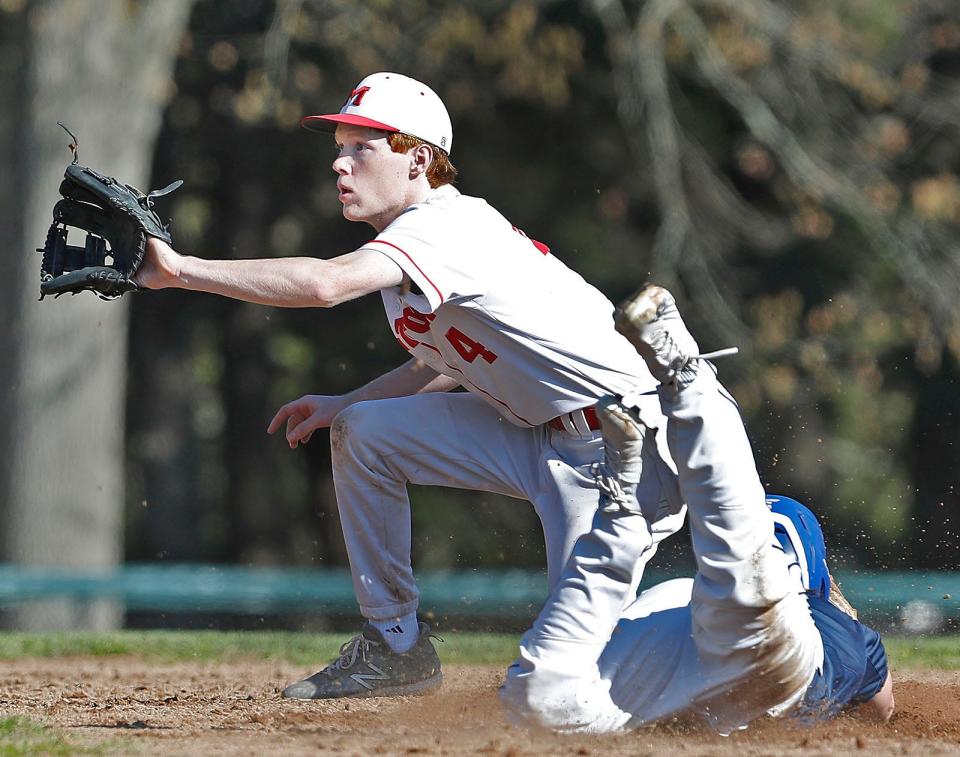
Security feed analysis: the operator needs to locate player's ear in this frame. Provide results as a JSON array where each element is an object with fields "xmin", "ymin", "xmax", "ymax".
[{"xmin": 409, "ymin": 143, "xmax": 433, "ymax": 180}]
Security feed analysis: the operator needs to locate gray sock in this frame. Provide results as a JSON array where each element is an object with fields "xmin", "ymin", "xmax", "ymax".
[{"xmin": 371, "ymin": 613, "xmax": 419, "ymax": 653}]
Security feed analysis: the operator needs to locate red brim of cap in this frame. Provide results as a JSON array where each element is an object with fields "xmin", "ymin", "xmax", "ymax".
[{"xmin": 300, "ymin": 114, "xmax": 400, "ymax": 133}]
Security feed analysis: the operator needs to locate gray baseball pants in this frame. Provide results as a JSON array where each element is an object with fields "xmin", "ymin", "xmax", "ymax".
[{"xmin": 329, "ymin": 390, "xmax": 684, "ymax": 621}]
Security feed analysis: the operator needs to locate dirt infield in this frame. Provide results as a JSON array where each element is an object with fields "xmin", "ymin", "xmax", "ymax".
[{"xmin": 1, "ymin": 658, "xmax": 958, "ymax": 755}]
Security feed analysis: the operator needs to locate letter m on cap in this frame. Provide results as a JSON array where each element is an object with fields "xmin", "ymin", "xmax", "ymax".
[{"xmin": 345, "ymin": 85, "xmax": 371, "ymax": 107}]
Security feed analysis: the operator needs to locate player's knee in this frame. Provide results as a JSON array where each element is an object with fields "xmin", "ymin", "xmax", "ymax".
[
  {"xmin": 499, "ymin": 666, "xmax": 578, "ymax": 730},
  {"xmin": 500, "ymin": 652, "xmax": 567, "ymax": 726},
  {"xmin": 499, "ymin": 654, "xmax": 626, "ymax": 733},
  {"xmin": 499, "ymin": 663, "xmax": 537, "ymax": 724},
  {"xmin": 329, "ymin": 401, "xmax": 380, "ymax": 457}
]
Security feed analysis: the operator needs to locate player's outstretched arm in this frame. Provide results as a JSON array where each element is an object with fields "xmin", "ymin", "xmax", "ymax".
[
  {"xmin": 136, "ymin": 238, "xmax": 403, "ymax": 307},
  {"xmin": 268, "ymin": 358, "xmax": 459, "ymax": 448}
]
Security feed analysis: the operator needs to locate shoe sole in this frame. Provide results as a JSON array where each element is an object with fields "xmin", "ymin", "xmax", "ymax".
[
  {"xmin": 355, "ymin": 670, "xmax": 443, "ymax": 698},
  {"xmin": 283, "ymin": 671, "xmax": 444, "ymax": 700}
]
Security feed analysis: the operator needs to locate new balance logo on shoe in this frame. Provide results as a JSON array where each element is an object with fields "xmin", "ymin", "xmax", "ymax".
[{"xmin": 350, "ymin": 662, "xmax": 390, "ymax": 690}]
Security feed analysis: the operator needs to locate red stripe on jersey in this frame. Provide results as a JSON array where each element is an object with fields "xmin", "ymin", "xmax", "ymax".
[
  {"xmin": 442, "ymin": 369, "xmax": 534, "ymax": 426},
  {"xmin": 459, "ymin": 376, "xmax": 535, "ymax": 426},
  {"xmin": 367, "ymin": 239, "xmax": 445, "ymax": 304}
]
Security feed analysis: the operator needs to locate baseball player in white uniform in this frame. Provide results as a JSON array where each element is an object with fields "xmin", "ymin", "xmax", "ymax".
[
  {"xmin": 500, "ymin": 286, "xmax": 845, "ymax": 733},
  {"xmin": 136, "ymin": 72, "xmax": 687, "ymax": 698}
]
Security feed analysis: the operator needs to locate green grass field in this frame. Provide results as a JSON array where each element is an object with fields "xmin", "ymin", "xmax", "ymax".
[
  {"xmin": 0, "ymin": 630, "xmax": 955, "ymax": 668},
  {"xmin": 0, "ymin": 717, "xmax": 81, "ymax": 757},
  {"xmin": 0, "ymin": 629, "xmax": 521, "ymax": 667}
]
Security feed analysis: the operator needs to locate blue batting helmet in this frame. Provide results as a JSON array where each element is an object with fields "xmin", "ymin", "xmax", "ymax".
[{"xmin": 767, "ymin": 494, "xmax": 831, "ymax": 600}]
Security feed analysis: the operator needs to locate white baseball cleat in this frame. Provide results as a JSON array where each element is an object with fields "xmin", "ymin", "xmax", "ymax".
[{"xmin": 614, "ymin": 284, "xmax": 737, "ymax": 388}]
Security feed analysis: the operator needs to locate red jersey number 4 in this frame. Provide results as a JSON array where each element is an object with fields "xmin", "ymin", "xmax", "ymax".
[{"xmin": 445, "ymin": 326, "xmax": 498, "ymax": 364}]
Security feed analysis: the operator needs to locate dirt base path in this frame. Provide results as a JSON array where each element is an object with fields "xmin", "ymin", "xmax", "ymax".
[{"xmin": 1, "ymin": 658, "xmax": 958, "ymax": 756}]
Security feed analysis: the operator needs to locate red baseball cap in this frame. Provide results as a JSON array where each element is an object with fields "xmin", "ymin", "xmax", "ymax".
[{"xmin": 301, "ymin": 72, "xmax": 453, "ymax": 154}]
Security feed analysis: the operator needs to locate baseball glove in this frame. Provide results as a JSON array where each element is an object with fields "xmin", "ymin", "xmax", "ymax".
[{"xmin": 37, "ymin": 123, "xmax": 182, "ymax": 300}]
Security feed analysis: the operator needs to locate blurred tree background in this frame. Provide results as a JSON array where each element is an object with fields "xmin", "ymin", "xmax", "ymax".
[
  {"xmin": 129, "ymin": 0, "xmax": 960, "ymax": 574},
  {"xmin": 6, "ymin": 0, "xmax": 960, "ymax": 601},
  {"xmin": 0, "ymin": 0, "xmax": 192, "ymax": 630}
]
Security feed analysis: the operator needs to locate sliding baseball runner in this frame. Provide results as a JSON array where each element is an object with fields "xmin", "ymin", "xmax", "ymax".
[{"xmin": 500, "ymin": 285, "xmax": 893, "ymax": 731}]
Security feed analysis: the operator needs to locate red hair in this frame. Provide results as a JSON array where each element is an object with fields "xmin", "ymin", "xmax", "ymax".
[{"xmin": 387, "ymin": 133, "xmax": 457, "ymax": 188}]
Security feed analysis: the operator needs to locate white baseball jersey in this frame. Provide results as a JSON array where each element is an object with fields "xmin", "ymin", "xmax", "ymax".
[
  {"xmin": 334, "ymin": 188, "xmax": 684, "ymax": 632},
  {"xmin": 360, "ymin": 184, "xmax": 658, "ymax": 426}
]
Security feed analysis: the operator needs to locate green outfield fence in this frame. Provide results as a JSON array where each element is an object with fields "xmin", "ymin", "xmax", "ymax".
[{"xmin": 0, "ymin": 564, "xmax": 957, "ymax": 629}]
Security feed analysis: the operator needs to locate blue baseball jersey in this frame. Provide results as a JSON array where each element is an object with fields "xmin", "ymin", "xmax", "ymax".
[{"xmin": 793, "ymin": 594, "xmax": 889, "ymax": 721}]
